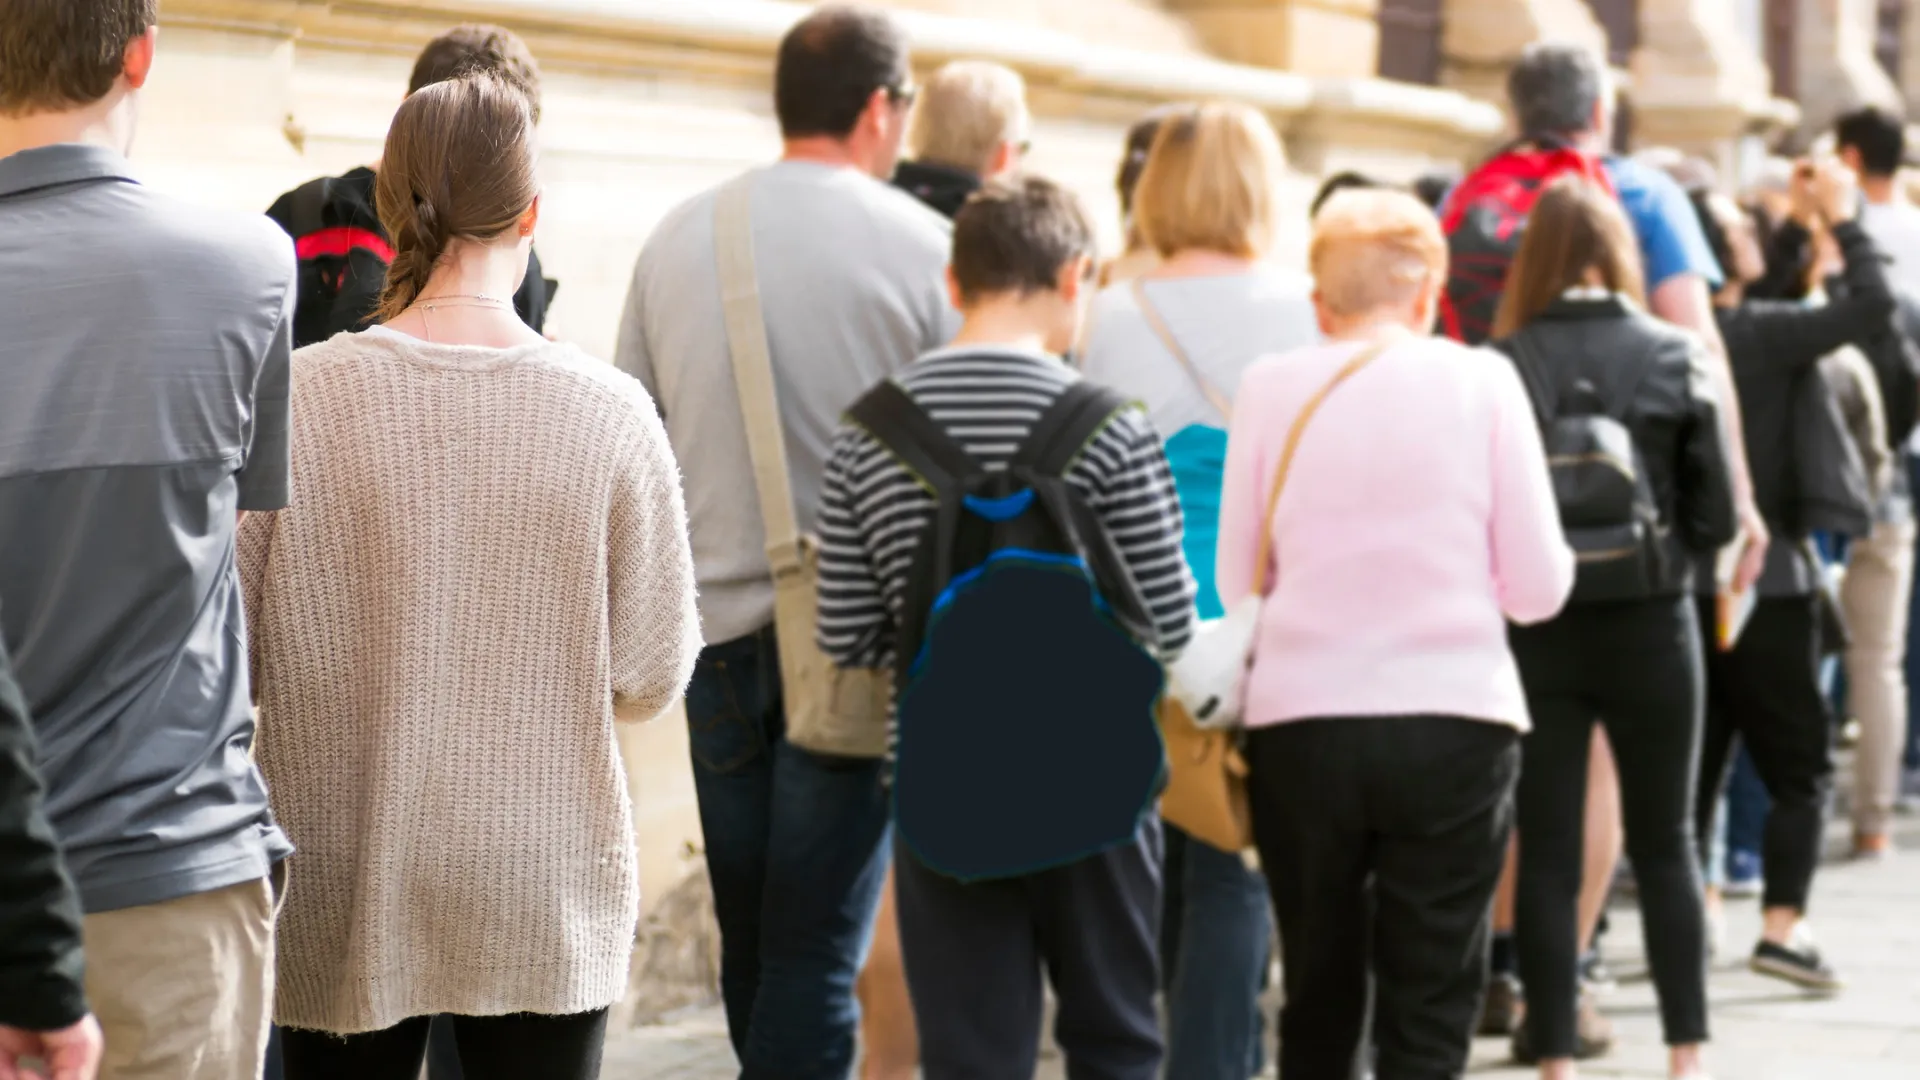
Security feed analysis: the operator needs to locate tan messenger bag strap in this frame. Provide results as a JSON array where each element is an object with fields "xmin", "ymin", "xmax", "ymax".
[
  {"xmin": 714, "ymin": 173, "xmax": 806, "ymax": 581},
  {"xmin": 713, "ymin": 171, "xmax": 890, "ymax": 758},
  {"xmin": 1132, "ymin": 279, "xmax": 1234, "ymax": 420},
  {"xmin": 1250, "ymin": 340, "xmax": 1391, "ymax": 595}
]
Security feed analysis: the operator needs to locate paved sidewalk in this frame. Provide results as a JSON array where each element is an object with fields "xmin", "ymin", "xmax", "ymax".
[{"xmin": 604, "ymin": 817, "xmax": 1920, "ymax": 1079}]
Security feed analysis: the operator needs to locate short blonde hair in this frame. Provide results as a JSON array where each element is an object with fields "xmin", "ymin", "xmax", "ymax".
[
  {"xmin": 1132, "ymin": 102, "xmax": 1285, "ymax": 260},
  {"xmin": 1310, "ymin": 189, "xmax": 1448, "ymax": 318},
  {"xmin": 908, "ymin": 61, "xmax": 1028, "ymax": 174}
]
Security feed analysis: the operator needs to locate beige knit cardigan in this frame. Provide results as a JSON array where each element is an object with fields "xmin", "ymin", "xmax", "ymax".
[{"xmin": 238, "ymin": 328, "xmax": 702, "ymax": 1034}]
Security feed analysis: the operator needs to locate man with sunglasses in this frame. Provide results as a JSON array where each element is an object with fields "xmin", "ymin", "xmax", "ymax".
[
  {"xmin": 614, "ymin": 6, "xmax": 957, "ymax": 1077},
  {"xmin": 892, "ymin": 60, "xmax": 1033, "ymax": 219}
]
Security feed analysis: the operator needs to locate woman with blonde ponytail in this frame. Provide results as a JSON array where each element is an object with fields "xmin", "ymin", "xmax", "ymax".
[{"xmin": 238, "ymin": 74, "xmax": 701, "ymax": 1078}]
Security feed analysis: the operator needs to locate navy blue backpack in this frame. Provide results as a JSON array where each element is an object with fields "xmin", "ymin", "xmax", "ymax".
[{"xmin": 846, "ymin": 379, "xmax": 1168, "ymax": 883}]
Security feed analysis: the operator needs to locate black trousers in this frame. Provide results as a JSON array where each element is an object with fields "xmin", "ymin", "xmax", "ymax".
[
  {"xmin": 1695, "ymin": 595, "xmax": 1834, "ymax": 912},
  {"xmin": 1247, "ymin": 715, "xmax": 1518, "ymax": 1080},
  {"xmin": 280, "ymin": 1010, "xmax": 608, "ymax": 1080},
  {"xmin": 893, "ymin": 826, "xmax": 1164, "ymax": 1080},
  {"xmin": 1508, "ymin": 598, "xmax": 1709, "ymax": 1057}
]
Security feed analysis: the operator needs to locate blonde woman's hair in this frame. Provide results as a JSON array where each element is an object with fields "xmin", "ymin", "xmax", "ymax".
[
  {"xmin": 1132, "ymin": 102, "xmax": 1285, "ymax": 260},
  {"xmin": 908, "ymin": 61, "xmax": 1029, "ymax": 175},
  {"xmin": 1309, "ymin": 188, "xmax": 1448, "ymax": 319}
]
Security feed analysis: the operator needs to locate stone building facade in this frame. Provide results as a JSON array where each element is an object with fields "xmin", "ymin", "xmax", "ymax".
[{"xmin": 142, "ymin": 0, "xmax": 1920, "ymax": 1025}]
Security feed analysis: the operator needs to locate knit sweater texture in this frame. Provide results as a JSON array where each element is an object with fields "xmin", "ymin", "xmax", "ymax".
[{"xmin": 237, "ymin": 327, "xmax": 702, "ymax": 1033}]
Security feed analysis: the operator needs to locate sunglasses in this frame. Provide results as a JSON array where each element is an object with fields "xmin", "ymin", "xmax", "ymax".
[{"xmin": 887, "ymin": 83, "xmax": 918, "ymax": 108}]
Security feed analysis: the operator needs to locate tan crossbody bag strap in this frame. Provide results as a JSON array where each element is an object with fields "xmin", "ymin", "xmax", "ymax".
[
  {"xmin": 714, "ymin": 173, "xmax": 805, "ymax": 579},
  {"xmin": 1250, "ymin": 341, "xmax": 1392, "ymax": 596},
  {"xmin": 1133, "ymin": 279, "xmax": 1234, "ymax": 420}
]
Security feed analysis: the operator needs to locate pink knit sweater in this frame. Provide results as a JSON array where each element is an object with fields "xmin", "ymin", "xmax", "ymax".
[{"xmin": 1215, "ymin": 333, "xmax": 1574, "ymax": 732}]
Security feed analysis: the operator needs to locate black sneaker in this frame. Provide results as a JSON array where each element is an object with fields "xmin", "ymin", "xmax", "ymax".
[{"xmin": 1750, "ymin": 937, "xmax": 1843, "ymax": 992}]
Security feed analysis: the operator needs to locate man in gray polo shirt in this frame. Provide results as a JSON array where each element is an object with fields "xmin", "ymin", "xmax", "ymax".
[{"xmin": 0, "ymin": 3, "xmax": 293, "ymax": 1077}]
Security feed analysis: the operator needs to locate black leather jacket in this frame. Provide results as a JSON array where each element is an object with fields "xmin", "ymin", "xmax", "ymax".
[
  {"xmin": 1495, "ymin": 296, "xmax": 1739, "ymax": 597},
  {"xmin": 1715, "ymin": 220, "xmax": 1895, "ymax": 594}
]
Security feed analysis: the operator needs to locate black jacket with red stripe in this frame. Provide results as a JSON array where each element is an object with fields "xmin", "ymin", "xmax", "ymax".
[{"xmin": 266, "ymin": 167, "xmax": 553, "ymax": 349}]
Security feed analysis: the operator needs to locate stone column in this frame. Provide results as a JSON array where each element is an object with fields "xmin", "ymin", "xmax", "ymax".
[
  {"xmin": 1632, "ymin": 0, "xmax": 1779, "ymax": 177},
  {"xmin": 1795, "ymin": 0, "xmax": 1904, "ymax": 142},
  {"xmin": 1441, "ymin": 0, "xmax": 1608, "ymax": 110},
  {"xmin": 1899, "ymin": 0, "xmax": 1920, "ymax": 120},
  {"xmin": 1160, "ymin": 0, "xmax": 1385, "ymax": 78}
]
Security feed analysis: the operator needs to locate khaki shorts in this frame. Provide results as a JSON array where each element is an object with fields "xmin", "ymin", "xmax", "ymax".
[{"xmin": 83, "ymin": 866, "xmax": 282, "ymax": 1080}]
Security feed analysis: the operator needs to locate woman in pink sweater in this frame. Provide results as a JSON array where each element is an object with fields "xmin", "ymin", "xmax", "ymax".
[{"xmin": 1215, "ymin": 188, "xmax": 1574, "ymax": 1079}]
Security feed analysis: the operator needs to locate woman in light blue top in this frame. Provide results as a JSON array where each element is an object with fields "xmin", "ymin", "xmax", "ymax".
[{"xmin": 1079, "ymin": 101, "xmax": 1318, "ymax": 1080}]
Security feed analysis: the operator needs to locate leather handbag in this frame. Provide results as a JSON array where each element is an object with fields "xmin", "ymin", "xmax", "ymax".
[
  {"xmin": 715, "ymin": 174, "xmax": 891, "ymax": 758},
  {"xmin": 1142, "ymin": 303, "xmax": 1389, "ymax": 851}
]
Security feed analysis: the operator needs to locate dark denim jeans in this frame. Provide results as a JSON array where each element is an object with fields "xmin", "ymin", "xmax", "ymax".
[
  {"xmin": 1161, "ymin": 824, "xmax": 1270, "ymax": 1080},
  {"xmin": 686, "ymin": 626, "xmax": 892, "ymax": 1080}
]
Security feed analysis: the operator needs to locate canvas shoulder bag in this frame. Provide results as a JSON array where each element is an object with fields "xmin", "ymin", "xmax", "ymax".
[
  {"xmin": 714, "ymin": 174, "xmax": 891, "ymax": 757},
  {"xmin": 1159, "ymin": 339, "xmax": 1391, "ymax": 852}
]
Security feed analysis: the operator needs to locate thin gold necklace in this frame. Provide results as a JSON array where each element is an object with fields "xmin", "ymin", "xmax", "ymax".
[{"xmin": 411, "ymin": 293, "xmax": 511, "ymax": 342}]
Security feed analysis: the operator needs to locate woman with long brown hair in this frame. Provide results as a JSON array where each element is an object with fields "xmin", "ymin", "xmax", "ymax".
[
  {"xmin": 239, "ymin": 75, "xmax": 700, "ymax": 1078},
  {"xmin": 1493, "ymin": 176, "xmax": 1737, "ymax": 1080}
]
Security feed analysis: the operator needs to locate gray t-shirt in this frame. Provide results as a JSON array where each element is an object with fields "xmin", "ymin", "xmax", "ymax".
[
  {"xmin": 616, "ymin": 161, "xmax": 959, "ymax": 645},
  {"xmin": 1081, "ymin": 270, "xmax": 1320, "ymax": 438},
  {"xmin": 0, "ymin": 144, "xmax": 295, "ymax": 912}
]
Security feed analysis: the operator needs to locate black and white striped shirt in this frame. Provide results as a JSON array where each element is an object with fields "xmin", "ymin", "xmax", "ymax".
[{"xmin": 817, "ymin": 345, "xmax": 1195, "ymax": 674}]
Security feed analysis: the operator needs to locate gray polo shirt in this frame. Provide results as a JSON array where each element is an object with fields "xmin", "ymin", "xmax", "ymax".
[
  {"xmin": 616, "ymin": 161, "xmax": 959, "ymax": 645},
  {"xmin": 0, "ymin": 144, "xmax": 295, "ymax": 913}
]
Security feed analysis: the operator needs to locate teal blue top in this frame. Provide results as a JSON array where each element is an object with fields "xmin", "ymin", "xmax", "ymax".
[
  {"xmin": 1080, "ymin": 270, "xmax": 1318, "ymax": 618},
  {"xmin": 1165, "ymin": 424, "xmax": 1230, "ymax": 617}
]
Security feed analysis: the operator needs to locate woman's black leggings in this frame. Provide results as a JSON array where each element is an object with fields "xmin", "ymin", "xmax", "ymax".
[
  {"xmin": 1508, "ymin": 598, "xmax": 1709, "ymax": 1058},
  {"xmin": 281, "ymin": 1010, "xmax": 608, "ymax": 1080}
]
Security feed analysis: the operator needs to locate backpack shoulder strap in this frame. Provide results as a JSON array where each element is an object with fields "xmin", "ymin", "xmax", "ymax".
[
  {"xmin": 1501, "ymin": 334, "xmax": 1558, "ymax": 428},
  {"xmin": 288, "ymin": 177, "xmax": 332, "ymax": 240},
  {"xmin": 1012, "ymin": 380, "xmax": 1132, "ymax": 478},
  {"xmin": 845, "ymin": 380, "xmax": 980, "ymax": 495},
  {"xmin": 1605, "ymin": 334, "xmax": 1668, "ymax": 425}
]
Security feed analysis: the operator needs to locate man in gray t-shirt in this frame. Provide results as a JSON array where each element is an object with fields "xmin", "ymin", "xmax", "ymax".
[
  {"xmin": 0, "ymin": 5, "xmax": 291, "ymax": 1075},
  {"xmin": 614, "ymin": 6, "xmax": 954, "ymax": 1074}
]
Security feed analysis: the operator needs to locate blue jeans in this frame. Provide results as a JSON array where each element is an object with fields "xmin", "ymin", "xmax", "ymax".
[
  {"xmin": 685, "ymin": 626, "xmax": 892, "ymax": 1080},
  {"xmin": 1724, "ymin": 742, "xmax": 1769, "ymax": 879},
  {"xmin": 1161, "ymin": 825, "xmax": 1270, "ymax": 1080}
]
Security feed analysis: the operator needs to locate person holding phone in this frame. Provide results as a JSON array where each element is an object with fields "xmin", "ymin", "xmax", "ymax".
[{"xmin": 1688, "ymin": 159, "xmax": 1895, "ymax": 992}]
